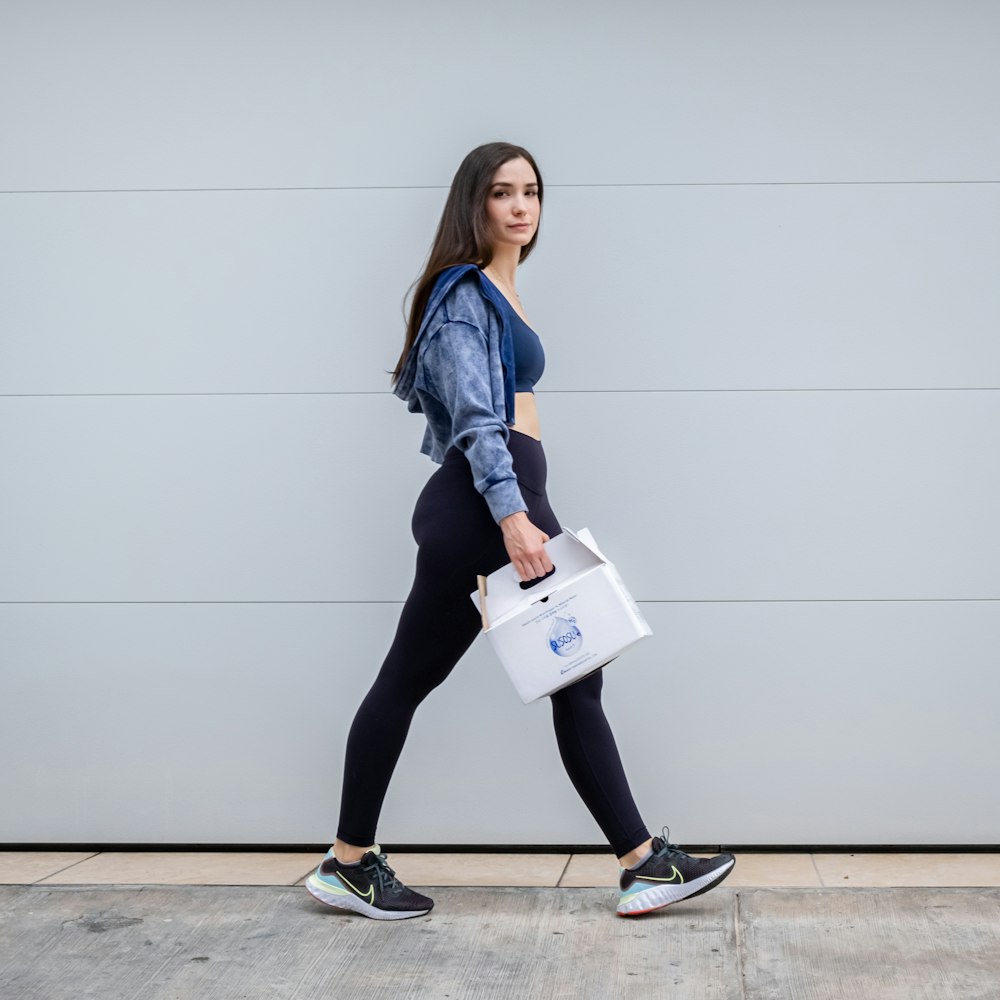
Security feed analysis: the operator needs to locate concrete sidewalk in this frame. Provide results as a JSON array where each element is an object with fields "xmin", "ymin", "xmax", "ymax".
[{"xmin": 2, "ymin": 884, "xmax": 998, "ymax": 999}]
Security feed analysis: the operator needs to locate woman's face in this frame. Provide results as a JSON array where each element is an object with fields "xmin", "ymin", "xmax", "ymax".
[{"xmin": 484, "ymin": 157, "xmax": 540, "ymax": 254}]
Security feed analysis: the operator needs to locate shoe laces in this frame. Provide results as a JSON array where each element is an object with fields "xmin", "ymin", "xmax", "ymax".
[
  {"xmin": 655, "ymin": 826, "xmax": 683, "ymax": 858},
  {"xmin": 361, "ymin": 851, "xmax": 404, "ymax": 896}
]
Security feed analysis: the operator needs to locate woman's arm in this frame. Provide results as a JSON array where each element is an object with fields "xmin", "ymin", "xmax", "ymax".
[{"xmin": 421, "ymin": 320, "xmax": 554, "ymax": 580}]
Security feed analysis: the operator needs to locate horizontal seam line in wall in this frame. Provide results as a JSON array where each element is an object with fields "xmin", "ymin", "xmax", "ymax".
[
  {"xmin": 2, "ymin": 599, "xmax": 998, "ymax": 606},
  {"xmin": 1, "ymin": 180, "xmax": 999, "ymax": 195},
  {"xmin": 544, "ymin": 387, "xmax": 1000, "ymax": 394},
  {"xmin": 3, "ymin": 388, "xmax": 1000, "ymax": 399}
]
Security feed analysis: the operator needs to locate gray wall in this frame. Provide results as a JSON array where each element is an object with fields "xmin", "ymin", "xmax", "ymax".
[{"xmin": 2, "ymin": 1, "xmax": 998, "ymax": 845}]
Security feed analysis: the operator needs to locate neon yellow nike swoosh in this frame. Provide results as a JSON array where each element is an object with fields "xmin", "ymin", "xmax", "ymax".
[
  {"xmin": 338, "ymin": 871, "xmax": 375, "ymax": 903},
  {"xmin": 639, "ymin": 865, "xmax": 684, "ymax": 884}
]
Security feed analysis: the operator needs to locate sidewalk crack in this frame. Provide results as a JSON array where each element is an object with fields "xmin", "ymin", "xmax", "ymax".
[
  {"xmin": 734, "ymin": 890, "xmax": 749, "ymax": 1000},
  {"xmin": 810, "ymin": 853, "xmax": 826, "ymax": 887},
  {"xmin": 555, "ymin": 855, "xmax": 573, "ymax": 888},
  {"xmin": 31, "ymin": 851, "xmax": 100, "ymax": 885}
]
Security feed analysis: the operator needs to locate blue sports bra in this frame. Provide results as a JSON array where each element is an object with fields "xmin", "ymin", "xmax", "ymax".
[{"xmin": 503, "ymin": 300, "xmax": 545, "ymax": 393}]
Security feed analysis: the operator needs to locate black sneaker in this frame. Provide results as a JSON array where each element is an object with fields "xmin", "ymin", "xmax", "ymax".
[
  {"xmin": 305, "ymin": 847, "xmax": 434, "ymax": 920},
  {"xmin": 617, "ymin": 830, "xmax": 735, "ymax": 916}
]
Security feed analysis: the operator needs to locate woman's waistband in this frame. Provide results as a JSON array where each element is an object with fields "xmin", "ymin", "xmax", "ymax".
[{"xmin": 442, "ymin": 429, "xmax": 543, "ymax": 465}]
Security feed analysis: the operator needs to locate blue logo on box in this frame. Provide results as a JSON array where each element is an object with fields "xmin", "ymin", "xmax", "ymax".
[{"xmin": 548, "ymin": 616, "xmax": 583, "ymax": 657}]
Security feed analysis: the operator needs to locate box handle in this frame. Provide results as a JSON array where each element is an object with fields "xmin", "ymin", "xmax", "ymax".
[
  {"xmin": 519, "ymin": 565, "xmax": 557, "ymax": 590},
  {"xmin": 476, "ymin": 563, "xmax": 558, "ymax": 633}
]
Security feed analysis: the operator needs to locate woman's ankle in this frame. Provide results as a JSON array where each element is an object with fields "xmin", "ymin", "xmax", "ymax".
[
  {"xmin": 617, "ymin": 839, "xmax": 654, "ymax": 869},
  {"xmin": 333, "ymin": 838, "xmax": 370, "ymax": 864}
]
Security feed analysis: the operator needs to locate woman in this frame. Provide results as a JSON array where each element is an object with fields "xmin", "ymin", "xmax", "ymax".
[{"xmin": 306, "ymin": 142, "xmax": 734, "ymax": 919}]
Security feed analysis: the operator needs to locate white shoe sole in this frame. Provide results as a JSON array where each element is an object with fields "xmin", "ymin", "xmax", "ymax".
[
  {"xmin": 617, "ymin": 858, "xmax": 735, "ymax": 916},
  {"xmin": 305, "ymin": 873, "xmax": 431, "ymax": 920}
]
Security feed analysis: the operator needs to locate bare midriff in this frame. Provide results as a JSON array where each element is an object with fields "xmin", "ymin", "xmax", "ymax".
[{"xmin": 511, "ymin": 391, "xmax": 541, "ymax": 441}]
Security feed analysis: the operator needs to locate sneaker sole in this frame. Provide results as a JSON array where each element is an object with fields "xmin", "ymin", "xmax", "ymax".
[
  {"xmin": 617, "ymin": 857, "xmax": 736, "ymax": 917},
  {"xmin": 305, "ymin": 874, "xmax": 432, "ymax": 920}
]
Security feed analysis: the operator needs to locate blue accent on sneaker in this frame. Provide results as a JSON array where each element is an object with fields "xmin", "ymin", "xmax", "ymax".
[
  {"xmin": 617, "ymin": 828, "xmax": 735, "ymax": 916},
  {"xmin": 305, "ymin": 847, "xmax": 433, "ymax": 921}
]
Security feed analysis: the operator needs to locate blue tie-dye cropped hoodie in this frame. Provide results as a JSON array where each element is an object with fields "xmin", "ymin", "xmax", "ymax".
[{"xmin": 392, "ymin": 264, "xmax": 527, "ymax": 523}]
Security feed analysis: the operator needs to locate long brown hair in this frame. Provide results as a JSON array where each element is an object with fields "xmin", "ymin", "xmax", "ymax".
[{"xmin": 391, "ymin": 142, "xmax": 543, "ymax": 384}]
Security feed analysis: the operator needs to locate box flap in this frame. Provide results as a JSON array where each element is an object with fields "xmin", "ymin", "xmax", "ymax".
[{"xmin": 470, "ymin": 527, "xmax": 605, "ymax": 625}]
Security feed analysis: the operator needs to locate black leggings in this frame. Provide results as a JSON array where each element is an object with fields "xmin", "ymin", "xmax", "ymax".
[{"xmin": 336, "ymin": 431, "xmax": 650, "ymax": 857}]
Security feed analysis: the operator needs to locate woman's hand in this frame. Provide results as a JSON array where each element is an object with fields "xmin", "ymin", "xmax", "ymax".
[{"xmin": 499, "ymin": 511, "xmax": 553, "ymax": 582}]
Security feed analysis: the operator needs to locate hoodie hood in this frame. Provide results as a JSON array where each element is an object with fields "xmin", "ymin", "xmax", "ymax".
[
  {"xmin": 393, "ymin": 264, "xmax": 511, "ymax": 414},
  {"xmin": 387, "ymin": 262, "xmax": 526, "ymax": 522}
]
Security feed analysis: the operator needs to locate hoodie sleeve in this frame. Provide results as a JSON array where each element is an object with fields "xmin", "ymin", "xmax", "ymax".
[{"xmin": 420, "ymin": 320, "xmax": 528, "ymax": 523}]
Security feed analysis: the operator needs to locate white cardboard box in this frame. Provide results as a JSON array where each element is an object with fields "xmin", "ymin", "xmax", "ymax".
[{"xmin": 470, "ymin": 528, "xmax": 652, "ymax": 704}]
